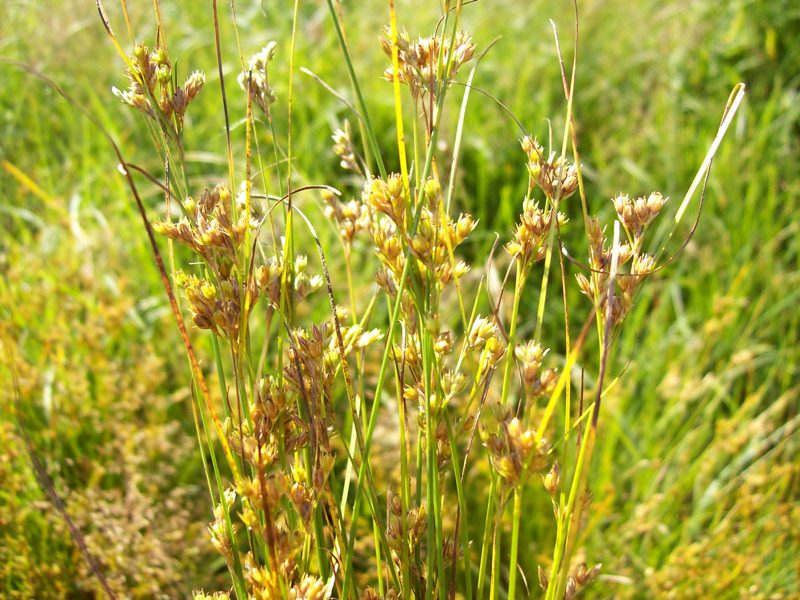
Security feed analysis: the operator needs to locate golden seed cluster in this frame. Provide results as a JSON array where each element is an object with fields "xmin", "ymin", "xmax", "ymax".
[{"xmin": 113, "ymin": 42, "xmax": 204, "ymax": 136}]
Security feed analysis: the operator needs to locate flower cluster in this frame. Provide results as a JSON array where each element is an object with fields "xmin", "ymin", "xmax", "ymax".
[
  {"xmin": 515, "ymin": 341, "xmax": 559, "ymax": 401},
  {"xmin": 612, "ymin": 192, "xmax": 667, "ymax": 236},
  {"xmin": 482, "ymin": 416, "xmax": 549, "ymax": 487},
  {"xmin": 506, "ymin": 197, "xmax": 568, "ymax": 264},
  {"xmin": 154, "ymin": 184, "xmax": 322, "ymax": 338},
  {"xmin": 538, "ymin": 562, "xmax": 602, "ymax": 598},
  {"xmin": 332, "ymin": 120, "xmax": 360, "ymax": 173},
  {"xmin": 368, "ymin": 176, "xmax": 476, "ymax": 289},
  {"xmin": 381, "ymin": 27, "xmax": 475, "ymax": 98},
  {"xmin": 380, "ymin": 27, "xmax": 476, "ymax": 98},
  {"xmin": 366, "ymin": 174, "xmax": 407, "ymax": 229},
  {"xmin": 322, "ymin": 190, "xmax": 370, "ymax": 250},
  {"xmin": 386, "ymin": 490, "xmax": 427, "ymax": 559},
  {"xmin": 154, "ymin": 185, "xmax": 247, "ymax": 272},
  {"xmin": 238, "ymin": 42, "xmax": 278, "ymax": 114},
  {"xmin": 175, "ymin": 271, "xmax": 253, "ymax": 339},
  {"xmin": 255, "ymin": 254, "xmax": 323, "ymax": 310},
  {"xmin": 468, "ymin": 316, "xmax": 507, "ymax": 379},
  {"xmin": 522, "ymin": 136, "xmax": 579, "ymax": 200},
  {"xmin": 576, "ymin": 190, "xmax": 667, "ymax": 324},
  {"xmin": 113, "ymin": 42, "xmax": 204, "ymax": 136}
]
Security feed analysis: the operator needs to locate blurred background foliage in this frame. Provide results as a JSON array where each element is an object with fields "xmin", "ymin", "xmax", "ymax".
[{"xmin": 0, "ymin": 0, "xmax": 798, "ymax": 597}]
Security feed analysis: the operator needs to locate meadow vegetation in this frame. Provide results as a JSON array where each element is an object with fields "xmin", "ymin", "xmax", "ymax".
[{"xmin": 0, "ymin": 0, "xmax": 798, "ymax": 598}]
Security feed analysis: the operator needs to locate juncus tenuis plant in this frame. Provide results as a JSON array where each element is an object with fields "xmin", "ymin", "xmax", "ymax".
[{"xmin": 98, "ymin": 0, "xmax": 744, "ymax": 597}]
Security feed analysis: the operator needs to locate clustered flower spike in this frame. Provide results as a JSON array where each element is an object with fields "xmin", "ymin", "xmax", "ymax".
[
  {"xmin": 113, "ymin": 42, "xmax": 204, "ymax": 135},
  {"xmin": 332, "ymin": 120, "xmax": 360, "ymax": 173},
  {"xmin": 380, "ymin": 27, "xmax": 476, "ymax": 98},
  {"xmin": 522, "ymin": 136, "xmax": 579, "ymax": 200},
  {"xmin": 239, "ymin": 42, "xmax": 278, "ymax": 114},
  {"xmin": 365, "ymin": 174, "xmax": 476, "ymax": 290},
  {"xmin": 576, "ymin": 191, "xmax": 668, "ymax": 324},
  {"xmin": 482, "ymin": 416, "xmax": 549, "ymax": 487},
  {"xmin": 539, "ymin": 562, "xmax": 602, "ymax": 598},
  {"xmin": 506, "ymin": 197, "xmax": 568, "ymax": 264},
  {"xmin": 152, "ymin": 183, "xmax": 321, "ymax": 339}
]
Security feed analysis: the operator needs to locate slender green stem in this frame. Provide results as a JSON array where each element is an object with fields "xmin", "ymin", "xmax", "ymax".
[
  {"xmin": 534, "ymin": 195, "xmax": 559, "ymax": 344},
  {"xmin": 324, "ymin": 0, "xmax": 387, "ymax": 179},
  {"xmin": 507, "ymin": 488, "xmax": 523, "ymax": 599},
  {"xmin": 375, "ymin": 516, "xmax": 385, "ymax": 596},
  {"xmin": 545, "ymin": 427, "xmax": 594, "ymax": 600},
  {"xmin": 423, "ymin": 326, "xmax": 436, "ymax": 600},
  {"xmin": 476, "ymin": 475, "xmax": 497, "ymax": 598},
  {"xmin": 398, "ymin": 357, "xmax": 412, "ymax": 599},
  {"xmin": 500, "ymin": 260, "xmax": 525, "ymax": 408},
  {"xmin": 489, "ymin": 490, "xmax": 504, "ymax": 600},
  {"xmin": 446, "ymin": 415, "xmax": 473, "ymax": 600}
]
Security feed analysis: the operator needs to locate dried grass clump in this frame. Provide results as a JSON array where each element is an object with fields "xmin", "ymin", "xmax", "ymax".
[
  {"xmin": 647, "ymin": 457, "xmax": 800, "ymax": 598},
  {"xmin": 0, "ymin": 223, "xmax": 213, "ymax": 597}
]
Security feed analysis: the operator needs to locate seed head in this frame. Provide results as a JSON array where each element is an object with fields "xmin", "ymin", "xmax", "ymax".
[
  {"xmin": 543, "ymin": 461, "xmax": 560, "ymax": 496},
  {"xmin": 288, "ymin": 574, "xmax": 326, "ymax": 600},
  {"xmin": 468, "ymin": 316, "xmax": 498, "ymax": 349},
  {"xmin": 332, "ymin": 120, "xmax": 359, "ymax": 173},
  {"xmin": 381, "ymin": 27, "xmax": 476, "ymax": 98},
  {"xmin": 239, "ymin": 42, "xmax": 278, "ymax": 114},
  {"xmin": 522, "ymin": 136, "xmax": 579, "ymax": 199}
]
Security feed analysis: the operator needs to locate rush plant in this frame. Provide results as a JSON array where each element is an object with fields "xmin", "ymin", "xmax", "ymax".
[{"xmin": 96, "ymin": 1, "xmax": 744, "ymax": 598}]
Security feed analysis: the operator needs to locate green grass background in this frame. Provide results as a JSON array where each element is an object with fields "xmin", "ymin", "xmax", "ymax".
[{"xmin": 1, "ymin": 0, "xmax": 798, "ymax": 597}]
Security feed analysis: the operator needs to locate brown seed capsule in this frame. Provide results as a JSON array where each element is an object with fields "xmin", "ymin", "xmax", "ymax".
[{"xmin": 543, "ymin": 461, "xmax": 560, "ymax": 496}]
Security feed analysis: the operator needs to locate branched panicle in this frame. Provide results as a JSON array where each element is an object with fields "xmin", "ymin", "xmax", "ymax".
[{"xmin": 152, "ymin": 182, "xmax": 325, "ymax": 340}]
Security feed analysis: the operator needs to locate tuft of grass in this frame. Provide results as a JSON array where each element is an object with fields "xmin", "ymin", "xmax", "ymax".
[{"xmin": 87, "ymin": 1, "xmax": 744, "ymax": 598}]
